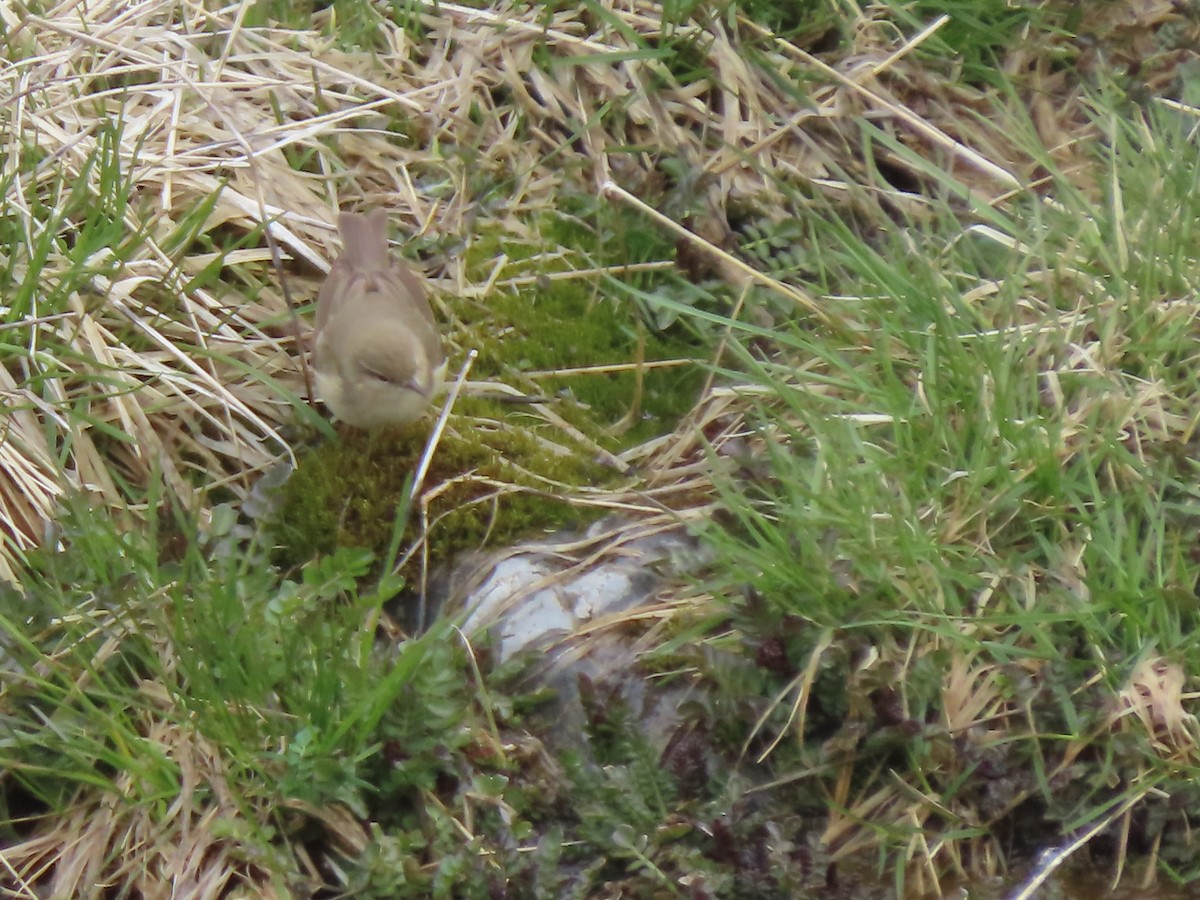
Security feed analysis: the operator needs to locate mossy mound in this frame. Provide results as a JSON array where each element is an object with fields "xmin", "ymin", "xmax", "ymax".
[
  {"xmin": 272, "ymin": 201, "xmax": 716, "ymax": 569},
  {"xmin": 449, "ymin": 203, "xmax": 711, "ymax": 448},
  {"xmin": 270, "ymin": 407, "xmax": 618, "ymax": 570}
]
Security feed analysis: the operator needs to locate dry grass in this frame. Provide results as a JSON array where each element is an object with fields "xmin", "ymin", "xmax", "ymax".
[{"xmin": 0, "ymin": 0, "xmax": 1077, "ymax": 584}]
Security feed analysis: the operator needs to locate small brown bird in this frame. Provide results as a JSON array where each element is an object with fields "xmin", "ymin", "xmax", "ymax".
[{"xmin": 314, "ymin": 209, "xmax": 446, "ymax": 428}]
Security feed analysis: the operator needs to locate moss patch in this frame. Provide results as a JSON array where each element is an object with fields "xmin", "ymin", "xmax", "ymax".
[
  {"xmin": 270, "ymin": 408, "xmax": 617, "ymax": 569},
  {"xmin": 448, "ymin": 201, "xmax": 710, "ymax": 448},
  {"xmin": 272, "ymin": 195, "xmax": 715, "ymax": 569}
]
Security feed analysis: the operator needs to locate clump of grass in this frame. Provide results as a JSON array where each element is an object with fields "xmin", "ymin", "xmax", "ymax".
[
  {"xmin": 665, "ymin": 78, "xmax": 1200, "ymax": 893},
  {"xmin": 0, "ymin": 492, "xmax": 841, "ymax": 898},
  {"xmin": 0, "ymin": 493, "xmax": 500, "ymax": 894}
]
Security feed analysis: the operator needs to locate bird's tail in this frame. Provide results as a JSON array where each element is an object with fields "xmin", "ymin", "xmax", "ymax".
[{"xmin": 336, "ymin": 208, "xmax": 390, "ymax": 272}]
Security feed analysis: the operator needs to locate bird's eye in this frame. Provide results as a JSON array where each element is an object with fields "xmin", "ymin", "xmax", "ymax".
[{"xmin": 360, "ymin": 367, "xmax": 395, "ymax": 385}]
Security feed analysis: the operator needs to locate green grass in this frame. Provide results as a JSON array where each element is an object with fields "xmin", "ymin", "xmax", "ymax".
[
  {"xmin": 663, "ymin": 83, "xmax": 1200, "ymax": 891},
  {"xmin": 0, "ymin": 493, "xmax": 497, "ymax": 893},
  {"xmin": 0, "ymin": 490, "xmax": 825, "ymax": 895}
]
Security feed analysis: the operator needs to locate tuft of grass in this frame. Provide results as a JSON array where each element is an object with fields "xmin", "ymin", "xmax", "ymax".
[
  {"xmin": 661, "ymin": 79, "xmax": 1200, "ymax": 893},
  {"xmin": 0, "ymin": 494, "xmax": 497, "ymax": 895},
  {"xmin": 0, "ymin": 490, "xmax": 841, "ymax": 897}
]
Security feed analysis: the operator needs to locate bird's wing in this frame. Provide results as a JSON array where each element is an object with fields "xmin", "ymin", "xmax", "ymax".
[
  {"xmin": 317, "ymin": 209, "xmax": 389, "ymax": 332},
  {"xmin": 389, "ymin": 263, "xmax": 439, "ymax": 331}
]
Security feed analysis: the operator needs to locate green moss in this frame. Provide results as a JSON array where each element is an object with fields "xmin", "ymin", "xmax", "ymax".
[
  {"xmin": 274, "ymin": 193, "xmax": 713, "ymax": 568},
  {"xmin": 455, "ymin": 201, "xmax": 708, "ymax": 449},
  {"xmin": 270, "ymin": 411, "xmax": 616, "ymax": 570}
]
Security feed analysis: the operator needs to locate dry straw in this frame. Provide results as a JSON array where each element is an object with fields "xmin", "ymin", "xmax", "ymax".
[{"xmin": 0, "ymin": 0, "xmax": 1048, "ymax": 589}]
